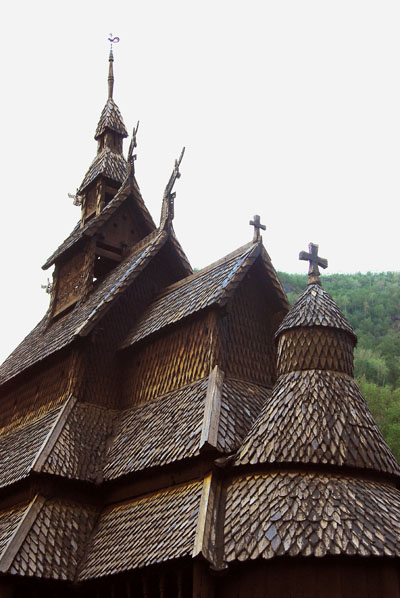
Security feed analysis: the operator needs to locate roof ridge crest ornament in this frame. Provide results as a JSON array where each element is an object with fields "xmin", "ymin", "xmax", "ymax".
[
  {"xmin": 160, "ymin": 147, "xmax": 185, "ymax": 230},
  {"xmin": 299, "ymin": 242, "xmax": 328, "ymax": 285},
  {"xmin": 127, "ymin": 121, "xmax": 140, "ymax": 178},
  {"xmin": 249, "ymin": 215, "xmax": 266, "ymax": 243},
  {"xmin": 107, "ymin": 34, "xmax": 120, "ymax": 99}
]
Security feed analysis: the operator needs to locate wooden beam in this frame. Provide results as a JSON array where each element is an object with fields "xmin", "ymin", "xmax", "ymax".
[
  {"xmin": 32, "ymin": 395, "xmax": 77, "ymax": 473},
  {"xmin": 200, "ymin": 366, "xmax": 224, "ymax": 451},
  {"xmin": 0, "ymin": 495, "xmax": 45, "ymax": 573},
  {"xmin": 95, "ymin": 247, "xmax": 122, "ymax": 261}
]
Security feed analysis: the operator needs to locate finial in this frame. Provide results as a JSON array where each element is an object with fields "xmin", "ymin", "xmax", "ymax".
[
  {"xmin": 160, "ymin": 147, "xmax": 185, "ymax": 229},
  {"xmin": 249, "ymin": 215, "xmax": 266, "ymax": 243},
  {"xmin": 127, "ymin": 121, "xmax": 140, "ymax": 177},
  {"xmin": 107, "ymin": 34, "xmax": 120, "ymax": 99},
  {"xmin": 299, "ymin": 242, "xmax": 328, "ymax": 285}
]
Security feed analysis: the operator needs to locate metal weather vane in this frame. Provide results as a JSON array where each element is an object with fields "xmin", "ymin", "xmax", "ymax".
[{"xmin": 108, "ymin": 34, "xmax": 120, "ymax": 48}]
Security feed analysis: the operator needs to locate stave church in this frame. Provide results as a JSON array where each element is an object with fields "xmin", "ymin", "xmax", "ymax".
[{"xmin": 0, "ymin": 46, "xmax": 400, "ymax": 597}]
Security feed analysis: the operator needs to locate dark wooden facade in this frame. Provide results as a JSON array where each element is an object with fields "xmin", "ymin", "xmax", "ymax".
[{"xmin": 0, "ymin": 52, "xmax": 400, "ymax": 598}]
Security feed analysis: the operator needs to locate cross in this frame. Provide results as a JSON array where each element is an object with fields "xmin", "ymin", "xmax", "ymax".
[
  {"xmin": 299, "ymin": 243, "xmax": 328, "ymax": 280},
  {"xmin": 249, "ymin": 215, "xmax": 266, "ymax": 242}
]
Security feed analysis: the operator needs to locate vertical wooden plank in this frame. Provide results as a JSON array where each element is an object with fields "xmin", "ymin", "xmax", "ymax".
[{"xmin": 193, "ymin": 560, "xmax": 215, "ymax": 598}]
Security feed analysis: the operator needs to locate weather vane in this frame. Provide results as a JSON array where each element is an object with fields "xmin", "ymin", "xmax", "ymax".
[{"xmin": 108, "ymin": 34, "xmax": 120, "ymax": 49}]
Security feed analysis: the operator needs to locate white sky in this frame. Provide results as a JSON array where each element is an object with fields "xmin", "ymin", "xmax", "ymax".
[{"xmin": 1, "ymin": 0, "xmax": 399, "ymax": 362}]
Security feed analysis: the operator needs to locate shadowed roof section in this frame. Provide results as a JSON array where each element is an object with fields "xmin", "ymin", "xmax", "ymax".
[
  {"xmin": 121, "ymin": 241, "xmax": 288, "ymax": 348},
  {"xmin": 78, "ymin": 481, "xmax": 203, "ymax": 579},
  {"xmin": 275, "ymin": 282, "xmax": 357, "ymax": 342},
  {"xmin": 43, "ymin": 174, "xmax": 156, "ymax": 270},
  {"xmin": 0, "ymin": 496, "xmax": 98, "ymax": 581},
  {"xmin": 0, "ymin": 405, "xmax": 63, "ymax": 489},
  {"xmin": 0, "ymin": 231, "xmax": 168, "ymax": 386}
]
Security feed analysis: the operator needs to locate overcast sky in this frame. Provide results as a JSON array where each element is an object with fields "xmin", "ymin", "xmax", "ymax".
[{"xmin": 1, "ymin": 0, "xmax": 399, "ymax": 362}]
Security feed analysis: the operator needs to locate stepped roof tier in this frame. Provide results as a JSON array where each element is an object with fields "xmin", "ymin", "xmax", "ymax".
[{"xmin": 0, "ymin": 48, "xmax": 399, "ymax": 598}]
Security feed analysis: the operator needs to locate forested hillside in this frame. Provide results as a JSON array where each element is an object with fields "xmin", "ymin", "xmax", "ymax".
[{"xmin": 277, "ymin": 271, "xmax": 400, "ymax": 460}]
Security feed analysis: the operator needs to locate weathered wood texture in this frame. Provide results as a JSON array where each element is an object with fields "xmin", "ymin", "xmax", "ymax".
[
  {"xmin": 86, "ymin": 249, "xmax": 181, "ymax": 408},
  {"xmin": 98, "ymin": 203, "xmax": 148, "ymax": 252},
  {"xmin": 219, "ymin": 272, "xmax": 278, "ymax": 387},
  {"xmin": 277, "ymin": 328, "xmax": 354, "ymax": 376},
  {"xmin": 54, "ymin": 250, "xmax": 88, "ymax": 316},
  {"xmin": 216, "ymin": 558, "xmax": 400, "ymax": 598},
  {"xmin": 0, "ymin": 353, "xmax": 72, "ymax": 433},
  {"xmin": 123, "ymin": 313, "xmax": 216, "ymax": 407}
]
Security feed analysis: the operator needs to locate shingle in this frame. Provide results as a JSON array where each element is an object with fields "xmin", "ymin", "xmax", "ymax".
[
  {"xmin": 276, "ymin": 282, "xmax": 356, "ymax": 342},
  {"xmin": 103, "ymin": 376, "xmax": 268, "ymax": 480},
  {"xmin": 9, "ymin": 498, "xmax": 98, "ymax": 581},
  {"xmin": 121, "ymin": 242, "xmax": 260, "ymax": 347},
  {"xmin": 94, "ymin": 98, "xmax": 128, "ymax": 140},
  {"xmin": 78, "ymin": 481, "xmax": 203, "ymax": 579},
  {"xmin": 42, "ymin": 175, "xmax": 155, "ymax": 270},
  {"xmin": 236, "ymin": 370, "xmax": 400, "ymax": 477},
  {"xmin": 0, "ymin": 406, "xmax": 62, "ymax": 488},
  {"xmin": 0, "ymin": 231, "xmax": 167, "ymax": 386},
  {"xmin": 42, "ymin": 403, "xmax": 116, "ymax": 483},
  {"xmin": 224, "ymin": 473, "xmax": 400, "ymax": 562},
  {"xmin": 0, "ymin": 502, "xmax": 30, "ymax": 558},
  {"xmin": 79, "ymin": 147, "xmax": 127, "ymax": 192}
]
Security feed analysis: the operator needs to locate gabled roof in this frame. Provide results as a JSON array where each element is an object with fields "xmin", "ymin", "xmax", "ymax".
[
  {"xmin": 121, "ymin": 240, "xmax": 288, "ymax": 349},
  {"xmin": 276, "ymin": 282, "xmax": 356, "ymax": 342},
  {"xmin": 79, "ymin": 146, "xmax": 128, "ymax": 192},
  {"xmin": 94, "ymin": 98, "xmax": 128, "ymax": 140},
  {"xmin": 43, "ymin": 173, "xmax": 155, "ymax": 269},
  {"xmin": 236, "ymin": 369, "xmax": 400, "ymax": 477},
  {"xmin": 0, "ymin": 231, "xmax": 168, "ymax": 386}
]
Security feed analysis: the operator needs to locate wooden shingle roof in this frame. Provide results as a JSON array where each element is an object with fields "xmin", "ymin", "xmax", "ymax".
[
  {"xmin": 0, "ymin": 231, "xmax": 167, "ymax": 386},
  {"xmin": 236, "ymin": 369, "xmax": 400, "ymax": 476},
  {"xmin": 121, "ymin": 241, "xmax": 287, "ymax": 349},
  {"xmin": 78, "ymin": 481, "xmax": 203, "ymax": 579},
  {"xmin": 276, "ymin": 282, "xmax": 357, "ymax": 342},
  {"xmin": 223, "ymin": 473, "xmax": 400, "ymax": 561},
  {"xmin": 0, "ymin": 496, "xmax": 98, "ymax": 580},
  {"xmin": 94, "ymin": 98, "xmax": 128, "ymax": 140},
  {"xmin": 43, "ymin": 174, "xmax": 155, "ymax": 270},
  {"xmin": 103, "ymin": 375, "xmax": 268, "ymax": 481},
  {"xmin": 79, "ymin": 146, "xmax": 128, "ymax": 192}
]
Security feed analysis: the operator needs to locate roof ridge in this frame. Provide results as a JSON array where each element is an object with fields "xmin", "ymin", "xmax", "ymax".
[{"xmin": 154, "ymin": 240, "xmax": 257, "ymax": 300}]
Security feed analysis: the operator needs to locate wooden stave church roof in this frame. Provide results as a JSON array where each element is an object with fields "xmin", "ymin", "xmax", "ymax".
[{"xmin": 1, "ymin": 53, "xmax": 400, "ymax": 589}]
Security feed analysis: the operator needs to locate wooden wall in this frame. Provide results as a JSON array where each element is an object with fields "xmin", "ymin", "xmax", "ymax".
[
  {"xmin": 122, "ymin": 312, "xmax": 215, "ymax": 408},
  {"xmin": 219, "ymin": 270, "xmax": 279, "ymax": 387},
  {"xmin": 85, "ymin": 248, "xmax": 181, "ymax": 409},
  {"xmin": 0, "ymin": 353, "xmax": 72, "ymax": 434},
  {"xmin": 216, "ymin": 558, "xmax": 400, "ymax": 598}
]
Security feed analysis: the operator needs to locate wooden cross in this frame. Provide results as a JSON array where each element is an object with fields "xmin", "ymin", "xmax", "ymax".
[
  {"xmin": 249, "ymin": 215, "xmax": 266, "ymax": 242},
  {"xmin": 299, "ymin": 243, "xmax": 328, "ymax": 277}
]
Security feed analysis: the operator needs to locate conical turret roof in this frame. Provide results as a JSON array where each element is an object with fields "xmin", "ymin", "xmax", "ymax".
[
  {"xmin": 236, "ymin": 244, "xmax": 399, "ymax": 478},
  {"xmin": 95, "ymin": 98, "xmax": 128, "ymax": 140},
  {"xmin": 275, "ymin": 282, "xmax": 356, "ymax": 342}
]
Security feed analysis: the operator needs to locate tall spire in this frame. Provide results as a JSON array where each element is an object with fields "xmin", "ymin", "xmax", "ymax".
[{"xmin": 108, "ymin": 47, "xmax": 114, "ymax": 99}]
